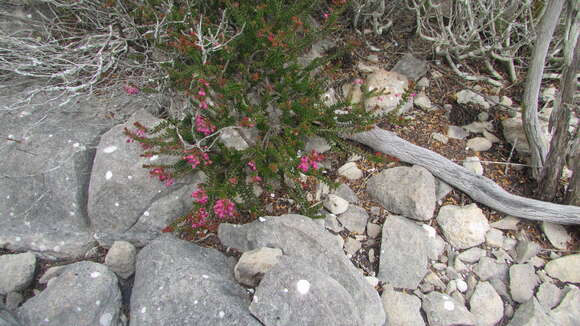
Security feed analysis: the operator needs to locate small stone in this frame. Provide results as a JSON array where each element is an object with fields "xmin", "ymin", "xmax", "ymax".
[
  {"xmin": 491, "ymin": 216, "xmax": 521, "ymax": 230},
  {"xmin": 448, "ymin": 126, "xmax": 469, "ymax": 140},
  {"xmin": 314, "ymin": 181, "xmax": 330, "ymax": 201},
  {"xmin": 470, "ymin": 281, "xmax": 504, "ymax": 326},
  {"xmin": 337, "ymin": 205, "xmax": 369, "ymax": 234},
  {"xmin": 344, "ymin": 237, "xmax": 362, "ymax": 256},
  {"xmin": 500, "ymin": 96, "xmax": 513, "ymax": 107},
  {"xmin": 324, "ymin": 213, "xmax": 343, "ymax": 233},
  {"xmin": 422, "ymin": 292, "xmax": 476, "ymax": 326},
  {"xmin": 474, "ymin": 257, "xmax": 508, "ymax": 281},
  {"xmin": 0, "ymin": 252, "xmax": 37, "ymax": 295},
  {"xmin": 433, "ymin": 263, "xmax": 447, "ymax": 271},
  {"xmin": 485, "ymin": 228, "xmax": 505, "ymax": 248},
  {"xmin": 366, "ymin": 222, "xmax": 381, "ymax": 238},
  {"xmin": 104, "ymin": 241, "xmax": 137, "ymax": 279},
  {"xmin": 463, "ymin": 156, "xmax": 484, "ymax": 175},
  {"xmin": 414, "ymin": 93, "xmax": 433, "ymax": 110},
  {"xmin": 234, "ymin": 247, "xmax": 283, "ymax": 287},
  {"xmin": 508, "ymin": 298, "xmax": 557, "ymax": 326},
  {"xmin": 435, "ymin": 179, "xmax": 453, "ymax": 202},
  {"xmin": 4, "ymin": 291, "xmax": 23, "ymax": 310},
  {"xmin": 457, "ymin": 247, "xmax": 486, "ymax": 263},
  {"xmin": 544, "ymin": 254, "xmax": 580, "ymax": 283},
  {"xmin": 332, "ymin": 183, "xmax": 358, "ymax": 204},
  {"xmin": 466, "ymin": 137, "xmax": 492, "ymax": 152},
  {"xmin": 541, "ymin": 222, "xmax": 571, "ymax": 250},
  {"xmin": 367, "ymin": 54, "xmax": 379, "ymax": 63},
  {"xmin": 492, "ymin": 249, "xmax": 513, "ymax": 263},
  {"xmin": 357, "ymin": 61, "xmax": 376, "ymax": 73},
  {"xmin": 516, "ymin": 237, "xmax": 541, "ymax": 263},
  {"xmin": 323, "ymin": 194, "xmax": 349, "ymax": 214},
  {"xmin": 368, "ymin": 248, "xmax": 376, "ymax": 264},
  {"xmin": 463, "ymin": 121, "xmax": 492, "ymax": 134},
  {"xmin": 437, "ymin": 203, "xmax": 490, "ymax": 249},
  {"xmin": 550, "ymin": 285, "xmax": 580, "ymax": 325},
  {"xmin": 417, "ymin": 77, "xmax": 430, "ymax": 89},
  {"xmin": 509, "ymin": 264, "xmax": 539, "ymax": 303},
  {"xmin": 503, "ymin": 237, "xmax": 518, "ymax": 252},
  {"xmin": 305, "ymin": 136, "xmax": 331, "ymax": 154},
  {"xmin": 432, "ymin": 132, "xmax": 449, "ymax": 144},
  {"xmin": 381, "ymin": 286, "xmax": 426, "ymax": 326},
  {"xmin": 392, "ymin": 54, "xmax": 428, "ymax": 81},
  {"xmin": 338, "ymin": 162, "xmax": 363, "ymax": 180},
  {"xmin": 536, "ymin": 282, "xmax": 562, "ymax": 309},
  {"xmin": 38, "ymin": 266, "xmax": 66, "ymax": 284},
  {"xmin": 478, "ymin": 112, "xmax": 490, "ymax": 122},
  {"xmin": 424, "ymin": 272, "xmax": 446, "ymax": 291},
  {"xmin": 483, "ymin": 130, "xmax": 501, "ymax": 143},
  {"xmin": 456, "ymin": 279, "xmax": 468, "ymax": 293},
  {"xmin": 456, "ymin": 90, "xmax": 490, "ymax": 109}
]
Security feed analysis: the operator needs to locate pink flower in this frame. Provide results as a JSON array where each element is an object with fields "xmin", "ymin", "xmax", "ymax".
[
  {"xmin": 195, "ymin": 115, "xmax": 216, "ymax": 136},
  {"xmin": 323, "ymin": 13, "xmax": 330, "ymax": 20},
  {"xmin": 411, "ymin": 93, "xmax": 417, "ymax": 97},
  {"xmin": 297, "ymin": 150, "xmax": 324, "ymax": 172},
  {"xmin": 123, "ymin": 85, "xmax": 139, "ymax": 95},
  {"xmin": 251, "ymin": 175, "xmax": 262, "ymax": 183},
  {"xmin": 192, "ymin": 189, "xmax": 208, "ymax": 204},
  {"xmin": 164, "ymin": 178, "xmax": 174, "ymax": 187},
  {"xmin": 353, "ymin": 78, "xmax": 364, "ymax": 85},
  {"xmin": 198, "ymin": 90, "xmax": 206, "ymax": 97},
  {"xmin": 198, "ymin": 78, "xmax": 209, "ymax": 87},
  {"xmin": 199, "ymin": 100, "xmax": 208, "ymax": 109},
  {"xmin": 298, "ymin": 156, "xmax": 310, "ymax": 172},
  {"xmin": 184, "ymin": 154, "xmax": 200, "ymax": 169},
  {"xmin": 213, "ymin": 199, "xmax": 235, "ymax": 219},
  {"xmin": 247, "ymin": 161, "xmax": 257, "ymax": 171},
  {"xmin": 191, "ymin": 208, "xmax": 208, "ymax": 228}
]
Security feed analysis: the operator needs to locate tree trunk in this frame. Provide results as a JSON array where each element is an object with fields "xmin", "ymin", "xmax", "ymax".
[
  {"xmin": 521, "ymin": 0, "xmax": 565, "ymax": 178},
  {"xmin": 537, "ymin": 22, "xmax": 579, "ymax": 201},
  {"xmin": 565, "ymin": 130, "xmax": 580, "ymax": 205},
  {"xmin": 346, "ymin": 127, "xmax": 580, "ymax": 224}
]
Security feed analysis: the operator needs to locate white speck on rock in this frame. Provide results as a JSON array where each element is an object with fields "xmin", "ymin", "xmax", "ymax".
[
  {"xmin": 114, "ymin": 202, "xmax": 119, "ymax": 207},
  {"xmin": 218, "ymin": 311, "xmax": 225, "ymax": 318},
  {"xmin": 202, "ymin": 274, "xmax": 209, "ymax": 279},
  {"xmin": 99, "ymin": 313, "xmax": 113, "ymax": 326},
  {"xmin": 296, "ymin": 279, "xmax": 311, "ymax": 294},
  {"xmin": 143, "ymin": 211, "xmax": 150, "ymax": 217},
  {"xmin": 283, "ymin": 288, "xmax": 288, "ymax": 293},
  {"xmin": 456, "ymin": 279, "xmax": 468, "ymax": 292},
  {"xmin": 96, "ymin": 300, "xmax": 101, "ymax": 306},
  {"xmin": 69, "ymin": 211, "xmax": 75, "ymax": 216},
  {"xmin": 48, "ymin": 134, "xmax": 53, "ymax": 138},
  {"xmin": 73, "ymin": 142, "xmax": 80, "ymax": 148},
  {"xmin": 53, "ymin": 246, "xmax": 60, "ymax": 252},
  {"xmin": 150, "ymin": 155, "xmax": 159, "ymax": 161},
  {"xmin": 90, "ymin": 272, "xmax": 101, "ymax": 278},
  {"xmin": 258, "ymin": 217, "xmax": 266, "ymax": 222},
  {"xmin": 194, "ymin": 300, "xmax": 198, "ymax": 304},
  {"xmin": 103, "ymin": 146, "xmax": 118, "ymax": 153},
  {"xmin": 15, "ymin": 236, "xmax": 21, "ymax": 241},
  {"xmin": 443, "ymin": 300, "xmax": 455, "ymax": 311},
  {"xmin": 128, "ymin": 175, "xmax": 133, "ymax": 180},
  {"xmin": 141, "ymin": 307, "xmax": 147, "ymax": 313},
  {"xmin": 422, "ymin": 224, "xmax": 437, "ymax": 238},
  {"xmin": 76, "ymin": 307, "xmax": 82, "ymax": 312},
  {"xmin": 105, "ymin": 171, "xmax": 113, "ymax": 180}
]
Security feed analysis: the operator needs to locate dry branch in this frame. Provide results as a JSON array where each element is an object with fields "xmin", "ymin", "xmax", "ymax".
[{"xmin": 346, "ymin": 127, "xmax": 580, "ymax": 225}]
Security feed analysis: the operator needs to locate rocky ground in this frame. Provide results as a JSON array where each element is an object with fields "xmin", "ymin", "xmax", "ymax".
[{"xmin": 1, "ymin": 7, "xmax": 579, "ymax": 326}]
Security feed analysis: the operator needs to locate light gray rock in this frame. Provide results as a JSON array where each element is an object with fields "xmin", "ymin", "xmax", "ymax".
[
  {"xmin": 365, "ymin": 70, "xmax": 412, "ymax": 115},
  {"xmin": 432, "ymin": 132, "xmax": 449, "ymax": 144},
  {"xmin": 234, "ymin": 247, "xmax": 283, "ymax": 287},
  {"xmin": 502, "ymin": 114, "xmax": 550, "ymax": 156},
  {"xmin": 250, "ymin": 255, "xmax": 365, "ymax": 326},
  {"xmin": 366, "ymin": 165, "xmax": 436, "ymax": 221},
  {"xmin": 0, "ymin": 253, "xmax": 36, "ymax": 295},
  {"xmin": 536, "ymin": 282, "xmax": 562, "ymax": 309},
  {"xmin": 436, "ymin": 204, "xmax": 490, "ymax": 249},
  {"xmin": 544, "ymin": 254, "xmax": 580, "ymax": 283},
  {"xmin": 323, "ymin": 194, "xmax": 349, "ymax": 215},
  {"xmin": 366, "ymin": 222, "xmax": 381, "ymax": 239},
  {"xmin": 435, "ymin": 179, "xmax": 453, "ymax": 202},
  {"xmin": 510, "ymin": 264, "xmax": 539, "ymax": 303},
  {"xmin": 381, "ymin": 286, "xmax": 426, "ymax": 326},
  {"xmin": 130, "ymin": 235, "xmax": 260, "ymax": 326},
  {"xmin": 507, "ymin": 298, "xmax": 557, "ymax": 326},
  {"xmin": 478, "ymin": 112, "xmax": 490, "ymax": 122},
  {"xmin": 447, "ymin": 126, "xmax": 469, "ymax": 140},
  {"xmin": 457, "ymin": 247, "xmax": 486, "ymax": 264},
  {"xmin": 483, "ymin": 130, "xmax": 501, "ymax": 143},
  {"xmin": 424, "ymin": 272, "xmax": 446, "ymax": 290},
  {"xmin": 88, "ymin": 109, "xmax": 204, "ymax": 247},
  {"xmin": 420, "ymin": 224, "xmax": 446, "ymax": 261},
  {"xmin": 466, "ymin": 137, "xmax": 493, "ymax": 152},
  {"xmin": 38, "ymin": 266, "xmax": 66, "ymax": 285},
  {"xmin": 219, "ymin": 127, "xmax": 258, "ymax": 151},
  {"xmin": 378, "ymin": 215, "xmax": 429, "ymax": 290},
  {"xmin": 414, "ymin": 93, "xmax": 433, "ymax": 110},
  {"xmin": 324, "ymin": 214, "xmax": 343, "ymax": 233},
  {"xmin": 338, "ymin": 162, "xmax": 363, "ymax": 180},
  {"xmin": 500, "ymin": 96, "xmax": 513, "ymax": 107},
  {"xmin": 493, "ymin": 248, "xmax": 514, "ymax": 263},
  {"xmin": 486, "ymin": 228, "xmax": 505, "ymax": 248},
  {"xmin": 332, "ymin": 183, "xmax": 358, "ymax": 204},
  {"xmin": 455, "ymin": 90, "xmax": 490, "ymax": 110},
  {"xmin": 417, "ymin": 77, "xmax": 430, "ymax": 89},
  {"xmin": 3, "ymin": 293, "xmax": 22, "ymax": 311},
  {"xmin": 463, "ymin": 156, "xmax": 484, "ymax": 175},
  {"xmin": 337, "ymin": 205, "xmax": 369, "ymax": 234},
  {"xmin": 0, "ymin": 302, "xmax": 23, "ymax": 326},
  {"xmin": 18, "ymin": 261, "xmax": 122, "ymax": 326},
  {"xmin": 218, "ymin": 214, "xmax": 385, "ymax": 326},
  {"xmin": 491, "ymin": 216, "xmax": 521, "ymax": 230},
  {"xmin": 305, "ymin": 136, "xmax": 331, "ymax": 154},
  {"xmin": 365, "ymin": 276, "xmax": 379, "ymax": 287},
  {"xmin": 541, "ymin": 222, "xmax": 571, "ymax": 250},
  {"xmin": 516, "ymin": 238, "xmax": 541, "ymax": 263},
  {"xmin": 422, "ymin": 292, "xmax": 476, "ymax": 326},
  {"xmin": 550, "ymin": 285, "xmax": 580, "ymax": 326},
  {"xmin": 392, "ymin": 54, "xmax": 428, "ymax": 81},
  {"xmin": 470, "ymin": 281, "xmax": 504, "ymax": 326},
  {"xmin": 474, "ymin": 257, "xmax": 508, "ymax": 281},
  {"xmin": 104, "ymin": 241, "xmax": 136, "ymax": 279},
  {"xmin": 344, "ymin": 238, "xmax": 362, "ymax": 256}
]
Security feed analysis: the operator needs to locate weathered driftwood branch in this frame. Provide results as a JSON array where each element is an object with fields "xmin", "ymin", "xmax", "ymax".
[{"xmin": 346, "ymin": 127, "xmax": 580, "ymax": 225}]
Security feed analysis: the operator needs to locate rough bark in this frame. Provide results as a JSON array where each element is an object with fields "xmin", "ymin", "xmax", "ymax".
[
  {"xmin": 565, "ymin": 130, "xmax": 580, "ymax": 205},
  {"xmin": 522, "ymin": 0, "xmax": 566, "ymax": 178},
  {"xmin": 538, "ymin": 28, "xmax": 579, "ymax": 200},
  {"xmin": 346, "ymin": 127, "xmax": 580, "ymax": 224}
]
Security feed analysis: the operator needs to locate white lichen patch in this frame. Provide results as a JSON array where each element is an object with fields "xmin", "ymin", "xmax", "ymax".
[
  {"xmin": 114, "ymin": 202, "xmax": 119, "ymax": 207},
  {"xmin": 141, "ymin": 307, "xmax": 147, "ymax": 313},
  {"xmin": 149, "ymin": 155, "xmax": 159, "ymax": 161},
  {"xmin": 143, "ymin": 211, "xmax": 150, "ymax": 217},
  {"xmin": 296, "ymin": 279, "xmax": 311, "ymax": 294},
  {"xmin": 422, "ymin": 224, "xmax": 437, "ymax": 238},
  {"xmin": 258, "ymin": 217, "xmax": 266, "ymax": 222},
  {"xmin": 90, "ymin": 271, "xmax": 101, "ymax": 278},
  {"xmin": 105, "ymin": 171, "xmax": 113, "ymax": 180},
  {"xmin": 103, "ymin": 146, "xmax": 118, "ymax": 154},
  {"xmin": 443, "ymin": 299, "xmax": 455, "ymax": 311},
  {"xmin": 99, "ymin": 313, "xmax": 113, "ymax": 326},
  {"xmin": 202, "ymin": 274, "xmax": 209, "ymax": 279},
  {"xmin": 218, "ymin": 311, "xmax": 225, "ymax": 318}
]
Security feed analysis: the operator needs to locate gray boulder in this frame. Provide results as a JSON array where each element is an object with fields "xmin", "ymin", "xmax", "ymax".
[
  {"xmin": 104, "ymin": 241, "xmax": 137, "ymax": 279},
  {"xmin": 88, "ymin": 109, "xmax": 204, "ymax": 247},
  {"xmin": 381, "ymin": 285, "xmax": 425, "ymax": 326},
  {"xmin": 392, "ymin": 54, "xmax": 428, "ymax": 81},
  {"xmin": 366, "ymin": 165, "xmax": 436, "ymax": 221},
  {"xmin": 18, "ymin": 261, "xmax": 122, "ymax": 326},
  {"xmin": 536, "ymin": 282, "xmax": 562, "ymax": 309},
  {"xmin": 544, "ymin": 254, "xmax": 580, "ymax": 283},
  {"xmin": 436, "ymin": 204, "xmax": 490, "ymax": 249},
  {"xmin": 378, "ymin": 215, "xmax": 429, "ymax": 290},
  {"xmin": 218, "ymin": 214, "xmax": 385, "ymax": 326},
  {"xmin": 337, "ymin": 205, "xmax": 369, "ymax": 234},
  {"xmin": 250, "ymin": 255, "xmax": 365, "ymax": 326},
  {"xmin": 0, "ymin": 302, "xmax": 23, "ymax": 326},
  {"xmin": 509, "ymin": 264, "xmax": 539, "ymax": 303},
  {"xmin": 541, "ymin": 222, "xmax": 571, "ymax": 250},
  {"xmin": 130, "ymin": 235, "xmax": 260, "ymax": 326},
  {"xmin": 470, "ymin": 281, "xmax": 504, "ymax": 326},
  {"xmin": 507, "ymin": 298, "xmax": 557, "ymax": 326},
  {"xmin": 422, "ymin": 291, "xmax": 476, "ymax": 326},
  {"xmin": 0, "ymin": 253, "xmax": 36, "ymax": 295},
  {"xmin": 550, "ymin": 285, "xmax": 580, "ymax": 326}
]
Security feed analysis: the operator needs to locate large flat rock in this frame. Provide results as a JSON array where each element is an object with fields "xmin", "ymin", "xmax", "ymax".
[
  {"xmin": 218, "ymin": 214, "xmax": 385, "ymax": 326},
  {"xmin": 130, "ymin": 235, "xmax": 259, "ymax": 326}
]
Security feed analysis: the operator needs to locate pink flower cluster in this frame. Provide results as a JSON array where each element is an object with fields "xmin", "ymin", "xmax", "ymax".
[
  {"xmin": 183, "ymin": 151, "xmax": 212, "ymax": 169},
  {"xmin": 191, "ymin": 207, "xmax": 209, "ymax": 228},
  {"xmin": 195, "ymin": 115, "xmax": 216, "ymax": 136},
  {"xmin": 213, "ymin": 199, "xmax": 235, "ymax": 219},
  {"xmin": 297, "ymin": 150, "xmax": 324, "ymax": 173},
  {"xmin": 150, "ymin": 168, "xmax": 174, "ymax": 187},
  {"xmin": 247, "ymin": 161, "xmax": 257, "ymax": 171},
  {"xmin": 191, "ymin": 189, "xmax": 208, "ymax": 204},
  {"xmin": 126, "ymin": 128, "xmax": 145, "ymax": 143},
  {"xmin": 123, "ymin": 85, "xmax": 140, "ymax": 95},
  {"xmin": 197, "ymin": 79, "xmax": 210, "ymax": 110}
]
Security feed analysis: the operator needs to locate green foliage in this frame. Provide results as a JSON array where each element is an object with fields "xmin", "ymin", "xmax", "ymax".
[{"xmin": 125, "ymin": 0, "xmax": 377, "ymax": 236}]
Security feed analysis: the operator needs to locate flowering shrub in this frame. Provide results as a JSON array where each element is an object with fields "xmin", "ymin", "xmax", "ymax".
[{"xmin": 125, "ymin": 0, "xmax": 377, "ymax": 237}]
